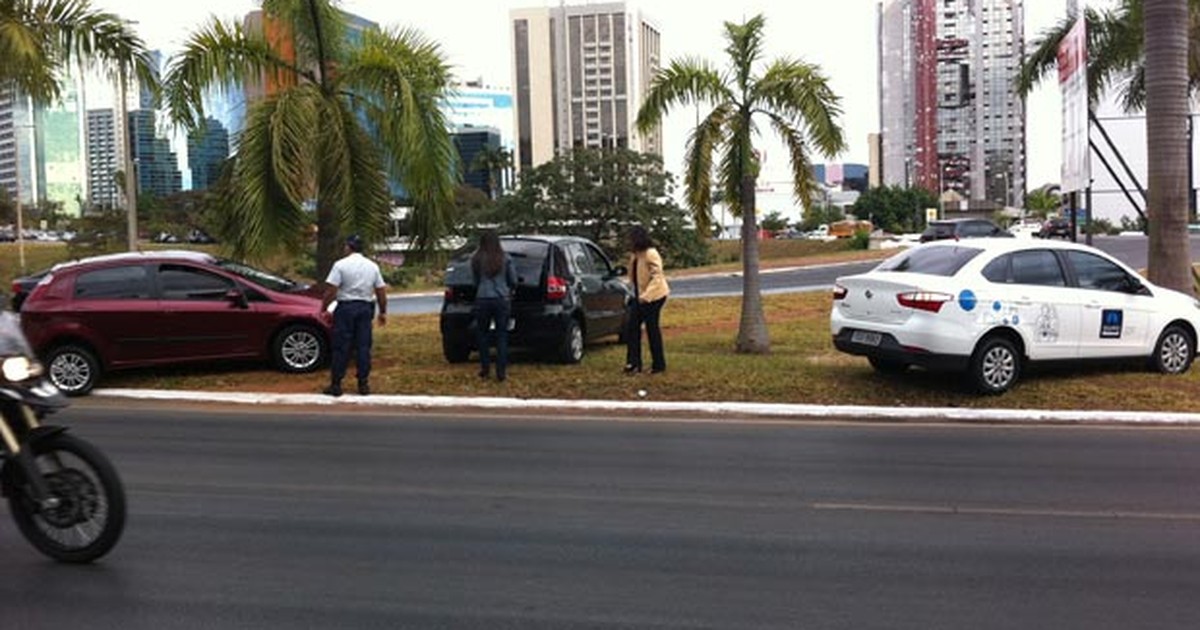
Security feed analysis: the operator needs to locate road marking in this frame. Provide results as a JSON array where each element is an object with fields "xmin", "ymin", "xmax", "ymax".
[{"xmin": 812, "ymin": 501, "xmax": 1200, "ymax": 522}]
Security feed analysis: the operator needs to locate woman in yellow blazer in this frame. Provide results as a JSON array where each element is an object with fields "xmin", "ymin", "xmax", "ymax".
[{"xmin": 624, "ymin": 225, "xmax": 670, "ymax": 374}]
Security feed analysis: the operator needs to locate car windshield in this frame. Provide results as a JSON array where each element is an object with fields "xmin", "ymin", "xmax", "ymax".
[
  {"xmin": 215, "ymin": 260, "xmax": 301, "ymax": 292},
  {"xmin": 875, "ymin": 245, "xmax": 983, "ymax": 276}
]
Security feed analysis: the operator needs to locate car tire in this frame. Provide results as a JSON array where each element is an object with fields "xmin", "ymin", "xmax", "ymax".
[
  {"xmin": 273, "ymin": 324, "xmax": 327, "ymax": 373},
  {"xmin": 443, "ymin": 337, "xmax": 471, "ymax": 364},
  {"xmin": 1150, "ymin": 324, "xmax": 1194, "ymax": 374},
  {"xmin": 45, "ymin": 344, "xmax": 101, "ymax": 396},
  {"xmin": 558, "ymin": 318, "xmax": 584, "ymax": 364},
  {"xmin": 868, "ymin": 356, "xmax": 908, "ymax": 374},
  {"xmin": 968, "ymin": 336, "xmax": 1021, "ymax": 395}
]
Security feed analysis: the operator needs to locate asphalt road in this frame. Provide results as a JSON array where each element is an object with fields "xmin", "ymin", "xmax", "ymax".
[
  {"xmin": 391, "ymin": 234, "xmax": 1200, "ymax": 315},
  {"xmin": 4, "ymin": 402, "xmax": 1200, "ymax": 629}
]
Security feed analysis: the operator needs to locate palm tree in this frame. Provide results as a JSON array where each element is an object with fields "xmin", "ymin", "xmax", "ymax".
[
  {"xmin": 1019, "ymin": 0, "xmax": 1197, "ymax": 293},
  {"xmin": 470, "ymin": 145, "xmax": 512, "ymax": 200},
  {"xmin": 0, "ymin": 0, "xmax": 157, "ymax": 105},
  {"xmin": 162, "ymin": 0, "xmax": 458, "ymax": 278},
  {"xmin": 636, "ymin": 14, "xmax": 846, "ymax": 353},
  {"xmin": 1143, "ymin": 0, "xmax": 1193, "ymax": 293}
]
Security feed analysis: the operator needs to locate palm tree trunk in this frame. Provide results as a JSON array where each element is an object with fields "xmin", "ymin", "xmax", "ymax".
[
  {"xmin": 1144, "ymin": 0, "xmax": 1193, "ymax": 294},
  {"xmin": 736, "ymin": 175, "xmax": 770, "ymax": 353},
  {"xmin": 315, "ymin": 200, "xmax": 341, "ymax": 282}
]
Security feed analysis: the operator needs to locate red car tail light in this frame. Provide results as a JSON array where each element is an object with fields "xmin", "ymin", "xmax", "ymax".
[
  {"xmin": 832, "ymin": 284, "xmax": 847, "ymax": 300},
  {"xmin": 546, "ymin": 276, "xmax": 568, "ymax": 301},
  {"xmin": 444, "ymin": 287, "xmax": 456, "ymax": 302},
  {"xmin": 896, "ymin": 291, "xmax": 953, "ymax": 313}
]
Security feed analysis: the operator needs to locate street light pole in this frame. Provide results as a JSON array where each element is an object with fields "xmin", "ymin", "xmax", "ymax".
[{"xmin": 118, "ymin": 68, "xmax": 138, "ymax": 251}]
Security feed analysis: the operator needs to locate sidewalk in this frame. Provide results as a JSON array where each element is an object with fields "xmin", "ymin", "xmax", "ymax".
[{"xmin": 91, "ymin": 388, "xmax": 1200, "ymax": 425}]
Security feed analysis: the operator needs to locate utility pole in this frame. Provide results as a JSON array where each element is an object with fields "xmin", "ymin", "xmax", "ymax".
[{"xmin": 118, "ymin": 68, "xmax": 138, "ymax": 251}]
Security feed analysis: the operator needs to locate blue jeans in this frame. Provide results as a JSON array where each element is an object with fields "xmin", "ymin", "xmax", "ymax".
[
  {"xmin": 474, "ymin": 298, "xmax": 511, "ymax": 379},
  {"xmin": 330, "ymin": 300, "xmax": 374, "ymax": 386}
]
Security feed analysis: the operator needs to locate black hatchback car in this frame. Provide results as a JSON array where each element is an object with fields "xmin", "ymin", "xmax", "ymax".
[
  {"xmin": 919, "ymin": 218, "xmax": 1012, "ymax": 242},
  {"xmin": 440, "ymin": 235, "xmax": 632, "ymax": 364}
]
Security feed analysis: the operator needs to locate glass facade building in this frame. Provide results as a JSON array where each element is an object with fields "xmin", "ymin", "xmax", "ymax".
[{"xmin": 187, "ymin": 118, "xmax": 230, "ymax": 191}]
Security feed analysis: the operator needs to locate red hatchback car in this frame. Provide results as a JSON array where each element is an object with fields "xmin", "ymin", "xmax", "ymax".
[{"xmin": 19, "ymin": 250, "xmax": 331, "ymax": 395}]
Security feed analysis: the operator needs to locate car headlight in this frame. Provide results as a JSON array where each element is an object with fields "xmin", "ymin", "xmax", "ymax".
[{"xmin": 1, "ymin": 357, "xmax": 42, "ymax": 382}]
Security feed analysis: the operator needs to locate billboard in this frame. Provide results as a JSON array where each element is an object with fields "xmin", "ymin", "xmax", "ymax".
[{"xmin": 1058, "ymin": 14, "xmax": 1089, "ymax": 192}]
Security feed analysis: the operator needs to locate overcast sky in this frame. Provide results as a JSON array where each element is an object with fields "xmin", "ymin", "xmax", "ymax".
[{"xmin": 91, "ymin": 0, "xmax": 1082, "ymax": 189}]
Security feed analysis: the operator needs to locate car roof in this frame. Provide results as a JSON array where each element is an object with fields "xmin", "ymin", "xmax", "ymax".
[
  {"xmin": 929, "ymin": 218, "xmax": 993, "ymax": 225},
  {"xmin": 917, "ymin": 236, "xmax": 1107, "ymax": 256},
  {"xmin": 48, "ymin": 249, "xmax": 215, "ymax": 273}
]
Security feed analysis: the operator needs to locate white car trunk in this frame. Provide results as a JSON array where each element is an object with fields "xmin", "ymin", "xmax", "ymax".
[{"xmin": 835, "ymin": 274, "xmax": 937, "ymax": 326}]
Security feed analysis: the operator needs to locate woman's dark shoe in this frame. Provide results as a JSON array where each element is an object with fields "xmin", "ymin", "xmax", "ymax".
[
  {"xmin": 650, "ymin": 367, "xmax": 666, "ymax": 375},
  {"xmin": 478, "ymin": 368, "xmax": 489, "ymax": 379},
  {"xmin": 623, "ymin": 364, "xmax": 642, "ymax": 375}
]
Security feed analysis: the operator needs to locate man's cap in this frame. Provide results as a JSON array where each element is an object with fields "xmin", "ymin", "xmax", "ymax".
[{"xmin": 346, "ymin": 234, "xmax": 363, "ymax": 252}]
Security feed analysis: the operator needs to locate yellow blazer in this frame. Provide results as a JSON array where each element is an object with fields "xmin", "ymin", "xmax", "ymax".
[{"xmin": 628, "ymin": 247, "xmax": 670, "ymax": 303}]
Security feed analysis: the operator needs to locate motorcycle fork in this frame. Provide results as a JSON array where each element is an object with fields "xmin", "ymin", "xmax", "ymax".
[{"xmin": 0, "ymin": 405, "xmax": 56, "ymax": 508}]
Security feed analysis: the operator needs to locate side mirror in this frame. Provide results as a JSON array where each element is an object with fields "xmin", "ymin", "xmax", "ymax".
[
  {"xmin": 225, "ymin": 288, "xmax": 249, "ymax": 309},
  {"xmin": 610, "ymin": 265, "xmax": 628, "ymax": 278}
]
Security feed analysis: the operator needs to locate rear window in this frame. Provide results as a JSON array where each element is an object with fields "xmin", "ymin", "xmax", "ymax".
[
  {"xmin": 874, "ymin": 245, "xmax": 983, "ymax": 277},
  {"xmin": 444, "ymin": 239, "xmax": 549, "ymax": 287},
  {"xmin": 923, "ymin": 223, "xmax": 956, "ymax": 238}
]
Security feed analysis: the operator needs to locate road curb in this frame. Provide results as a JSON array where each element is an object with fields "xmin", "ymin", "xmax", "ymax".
[{"xmin": 90, "ymin": 388, "xmax": 1200, "ymax": 425}]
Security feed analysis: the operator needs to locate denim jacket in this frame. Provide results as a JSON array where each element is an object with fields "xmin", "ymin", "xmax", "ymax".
[{"xmin": 473, "ymin": 254, "xmax": 517, "ymax": 300}]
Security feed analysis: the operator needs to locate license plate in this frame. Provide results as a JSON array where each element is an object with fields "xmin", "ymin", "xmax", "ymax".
[{"xmin": 850, "ymin": 330, "xmax": 882, "ymax": 346}]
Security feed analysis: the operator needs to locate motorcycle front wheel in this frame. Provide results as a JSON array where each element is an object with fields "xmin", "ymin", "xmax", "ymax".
[{"xmin": 6, "ymin": 433, "xmax": 126, "ymax": 563}]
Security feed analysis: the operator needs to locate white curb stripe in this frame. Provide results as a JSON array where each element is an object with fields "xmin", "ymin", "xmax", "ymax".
[{"xmin": 90, "ymin": 388, "xmax": 1200, "ymax": 424}]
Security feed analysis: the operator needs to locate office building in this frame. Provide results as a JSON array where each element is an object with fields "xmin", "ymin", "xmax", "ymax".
[
  {"xmin": 187, "ymin": 118, "xmax": 230, "ymax": 191},
  {"xmin": 128, "ymin": 110, "xmax": 182, "ymax": 197},
  {"xmin": 878, "ymin": 0, "xmax": 1026, "ymax": 211},
  {"xmin": 510, "ymin": 1, "xmax": 662, "ymax": 172},
  {"xmin": 452, "ymin": 125, "xmax": 503, "ymax": 196},
  {"xmin": 86, "ymin": 109, "xmax": 123, "ymax": 209},
  {"xmin": 445, "ymin": 79, "xmax": 515, "ymax": 152}
]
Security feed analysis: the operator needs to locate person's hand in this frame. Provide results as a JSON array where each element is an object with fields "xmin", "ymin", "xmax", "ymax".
[{"xmin": 377, "ymin": 313, "xmax": 387, "ymax": 327}]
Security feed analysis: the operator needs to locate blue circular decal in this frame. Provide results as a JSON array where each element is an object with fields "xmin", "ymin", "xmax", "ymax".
[
  {"xmin": 993, "ymin": 300, "xmax": 1002, "ymax": 312},
  {"xmin": 958, "ymin": 290, "xmax": 977, "ymax": 311},
  {"xmin": 1012, "ymin": 315, "xmax": 1020, "ymax": 325}
]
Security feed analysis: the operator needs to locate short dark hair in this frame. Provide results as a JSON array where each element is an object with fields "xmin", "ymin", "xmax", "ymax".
[{"xmin": 345, "ymin": 234, "xmax": 363, "ymax": 252}]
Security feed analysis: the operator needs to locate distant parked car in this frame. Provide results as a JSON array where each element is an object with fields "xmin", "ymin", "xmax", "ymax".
[
  {"xmin": 9, "ymin": 268, "xmax": 50, "ymax": 312},
  {"xmin": 919, "ymin": 218, "xmax": 1012, "ymax": 243},
  {"xmin": 440, "ymin": 235, "xmax": 631, "ymax": 365},
  {"xmin": 19, "ymin": 250, "xmax": 329, "ymax": 395},
  {"xmin": 1037, "ymin": 217, "xmax": 1072, "ymax": 239}
]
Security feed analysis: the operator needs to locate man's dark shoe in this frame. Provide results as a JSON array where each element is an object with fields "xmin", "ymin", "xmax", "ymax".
[
  {"xmin": 323, "ymin": 385, "xmax": 343, "ymax": 397},
  {"xmin": 358, "ymin": 382, "xmax": 370, "ymax": 396}
]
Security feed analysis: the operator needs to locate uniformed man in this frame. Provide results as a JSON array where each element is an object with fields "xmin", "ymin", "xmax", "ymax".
[{"xmin": 320, "ymin": 235, "xmax": 387, "ymax": 396}]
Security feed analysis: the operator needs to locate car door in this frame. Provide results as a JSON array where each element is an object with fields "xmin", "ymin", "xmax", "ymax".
[
  {"xmin": 563, "ymin": 241, "xmax": 610, "ymax": 337},
  {"xmin": 69, "ymin": 264, "xmax": 159, "ymax": 365},
  {"xmin": 981, "ymin": 249, "xmax": 1081, "ymax": 360},
  {"xmin": 1062, "ymin": 250, "xmax": 1154, "ymax": 358},
  {"xmin": 581, "ymin": 241, "xmax": 629, "ymax": 337},
  {"xmin": 154, "ymin": 263, "xmax": 258, "ymax": 360}
]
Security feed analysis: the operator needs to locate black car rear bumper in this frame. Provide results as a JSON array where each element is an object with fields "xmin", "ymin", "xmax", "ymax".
[
  {"xmin": 832, "ymin": 329, "xmax": 969, "ymax": 372},
  {"xmin": 440, "ymin": 303, "xmax": 575, "ymax": 351}
]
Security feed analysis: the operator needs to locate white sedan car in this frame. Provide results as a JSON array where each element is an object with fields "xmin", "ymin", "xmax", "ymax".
[{"xmin": 830, "ymin": 238, "xmax": 1200, "ymax": 394}]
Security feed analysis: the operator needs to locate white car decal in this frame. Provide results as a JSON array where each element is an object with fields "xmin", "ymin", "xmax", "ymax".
[{"xmin": 1036, "ymin": 304, "xmax": 1060, "ymax": 342}]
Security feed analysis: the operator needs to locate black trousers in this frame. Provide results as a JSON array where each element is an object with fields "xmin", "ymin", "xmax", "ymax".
[{"xmin": 625, "ymin": 297, "xmax": 667, "ymax": 372}]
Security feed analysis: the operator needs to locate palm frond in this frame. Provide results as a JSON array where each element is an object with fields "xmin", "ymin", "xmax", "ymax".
[
  {"xmin": 764, "ymin": 113, "xmax": 819, "ymax": 209},
  {"xmin": 716, "ymin": 114, "xmax": 754, "ymax": 218},
  {"xmin": 331, "ymin": 101, "xmax": 392, "ymax": 243},
  {"xmin": 681, "ymin": 104, "xmax": 731, "ymax": 234},
  {"xmin": 221, "ymin": 95, "xmax": 311, "ymax": 261},
  {"xmin": 636, "ymin": 57, "xmax": 729, "ymax": 134},
  {"xmin": 162, "ymin": 17, "xmax": 308, "ymax": 132},
  {"xmin": 753, "ymin": 58, "xmax": 847, "ymax": 159},
  {"xmin": 1, "ymin": 0, "xmax": 154, "ymax": 105},
  {"xmin": 722, "ymin": 14, "xmax": 766, "ymax": 93},
  {"xmin": 340, "ymin": 26, "xmax": 457, "ymax": 251}
]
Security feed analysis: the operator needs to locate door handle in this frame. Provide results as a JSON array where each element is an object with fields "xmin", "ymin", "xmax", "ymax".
[
  {"xmin": 1013, "ymin": 297, "xmax": 1032, "ymax": 306},
  {"xmin": 1085, "ymin": 301, "xmax": 1103, "ymax": 310}
]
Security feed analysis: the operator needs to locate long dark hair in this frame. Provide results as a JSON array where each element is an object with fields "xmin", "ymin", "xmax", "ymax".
[
  {"xmin": 627, "ymin": 225, "xmax": 654, "ymax": 253},
  {"xmin": 471, "ymin": 230, "xmax": 505, "ymax": 278}
]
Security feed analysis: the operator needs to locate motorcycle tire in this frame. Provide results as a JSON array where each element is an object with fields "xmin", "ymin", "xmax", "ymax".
[{"xmin": 5, "ymin": 433, "xmax": 126, "ymax": 563}]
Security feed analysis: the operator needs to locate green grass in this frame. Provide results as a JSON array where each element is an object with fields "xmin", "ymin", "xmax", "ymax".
[{"xmin": 11, "ymin": 239, "xmax": 1196, "ymax": 412}]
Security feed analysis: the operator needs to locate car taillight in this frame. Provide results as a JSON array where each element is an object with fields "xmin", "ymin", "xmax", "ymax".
[
  {"xmin": 547, "ymin": 276, "xmax": 567, "ymax": 301},
  {"xmin": 896, "ymin": 291, "xmax": 953, "ymax": 313},
  {"xmin": 444, "ymin": 287, "xmax": 456, "ymax": 302},
  {"xmin": 832, "ymin": 284, "xmax": 847, "ymax": 300}
]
